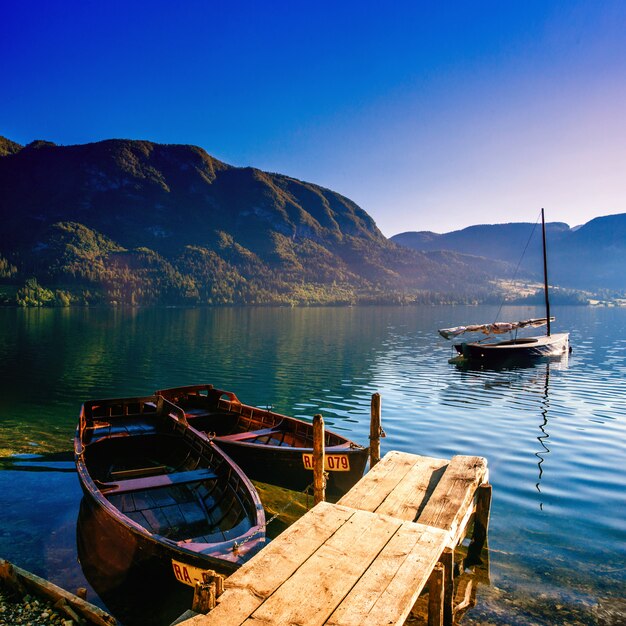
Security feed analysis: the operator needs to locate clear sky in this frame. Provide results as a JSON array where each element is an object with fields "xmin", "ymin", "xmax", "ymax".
[{"xmin": 2, "ymin": 0, "xmax": 625, "ymax": 236}]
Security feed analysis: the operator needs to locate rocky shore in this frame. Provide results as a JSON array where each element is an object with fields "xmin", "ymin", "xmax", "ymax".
[{"xmin": 0, "ymin": 584, "xmax": 78, "ymax": 625}]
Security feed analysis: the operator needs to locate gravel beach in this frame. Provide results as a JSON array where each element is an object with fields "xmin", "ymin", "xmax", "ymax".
[{"xmin": 0, "ymin": 584, "xmax": 77, "ymax": 626}]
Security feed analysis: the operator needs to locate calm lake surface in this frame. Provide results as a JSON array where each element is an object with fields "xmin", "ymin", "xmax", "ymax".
[{"xmin": 0, "ymin": 305, "xmax": 625, "ymax": 624}]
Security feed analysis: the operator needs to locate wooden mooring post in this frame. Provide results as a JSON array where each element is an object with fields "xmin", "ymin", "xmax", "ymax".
[
  {"xmin": 369, "ymin": 392, "xmax": 382, "ymax": 468},
  {"xmin": 191, "ymin": 571, "xmax": 224, "ymax": 614},
  {"xmin": 192, "ymin": 582, "xmax": 215, "ymax": 614},
  {"xmin": 313, "ymin": 413, "xmax": 325, "ymax": 504}
]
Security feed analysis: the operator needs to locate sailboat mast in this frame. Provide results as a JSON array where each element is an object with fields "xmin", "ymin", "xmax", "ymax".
[{"xmin": 541, "ymin": 208, "xmax": 551, "ymax": 336}]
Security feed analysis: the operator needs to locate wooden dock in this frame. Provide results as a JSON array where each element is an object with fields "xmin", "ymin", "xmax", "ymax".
[{"xmin": 176, "ymin": 450, "xmax": 490, "ymax": 626}]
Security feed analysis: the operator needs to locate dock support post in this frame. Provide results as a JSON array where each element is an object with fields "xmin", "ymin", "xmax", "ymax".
[
  {"xmin": 369, "ymin": 393, "xmax": 382, "ymax": 468},
  {"xmin": 192, "ymin": 581, "xmax": 216, "ymax": 614},
  {"xmin": 191, "ymin": 570, "xmax": 224, "ymax": 614},
  {"xmin": 466, "ymin": 483, "xmax": 492, "ymax": 565},
  {"xmin": 212, "ymin": 572, "xmax": 224, "ymax": 598},
  {"xmin": 440, "ymin": 548, "xmax": 454, "ymax": 626},
  {"xmin": 427, "ymin": 562, "xmax": 445, "ymax": 626},
  {"xmin": 313, "ymin": 414, "xmax": 326, "ymax": 505},
  {"xmin": 453, "ymin": 576, "xmax": 477, "ymax": 618}
]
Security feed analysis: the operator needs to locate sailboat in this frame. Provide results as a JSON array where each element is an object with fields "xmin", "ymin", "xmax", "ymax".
[{"xmin": 438, "ymin": 209, "xmax": 570, "ymax": 364}]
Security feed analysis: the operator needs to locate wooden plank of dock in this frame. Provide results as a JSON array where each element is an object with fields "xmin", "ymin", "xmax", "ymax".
[
  {"xmin": 176, "ymin": 450, "xmax": 490, "ymax": 626},
  {"xmin": 338, "ymin": 451, "xmax": 488, "ymax": 546},
  {"xmin": 338, "ymin": 451, "xmax": 489, "ymax": 624},
  {"xmin": 325, "ymin": 519, "xmax": 448, "ymax": 626},
  {"xmin": 338, "ymin": 452, "xmax": 449, "ymax": 520},
  {"xmin": 181, "ymin": 502, "xmax": 449, "ymax": 626}
]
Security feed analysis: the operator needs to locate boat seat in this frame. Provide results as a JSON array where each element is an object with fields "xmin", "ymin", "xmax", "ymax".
[
  {"xmin": 88, "ymin": 418, "xmax": 159, "ymax": 440},
  {"xmin": 217, "ymin": 427, "xmax": 281, "ymax": 442},
  {"xmin": 99, "ymin": 468, "xmax": 218, "ymax": 495},
  {"xmin": 110, "ymin": 465, "xmax": 168, "ymax": 480},
  {"xmin": 183, "ymin": 408, "xmax": 213, "ymax": 418}
]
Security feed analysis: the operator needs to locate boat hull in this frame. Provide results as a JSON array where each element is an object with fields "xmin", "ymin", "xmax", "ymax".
[
  {"xmin": 76, "ymin": 494, "xmax": 215, "ymax": 591},
  {"xmin": 76, "ymin": 498, "xmax": 195, "ymax": 625},
  {"xmin": 455, "ymin": 332, "xmax": 570, "ymax": 363},
  {"xmin": 214, "ymin": 438, "xmax": 369, "ymax": 499}
]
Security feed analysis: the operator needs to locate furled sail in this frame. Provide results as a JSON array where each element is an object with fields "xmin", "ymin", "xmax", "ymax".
[{"xmin": 438, "ymin": 317, "xmax": 555, "ymax": 340}]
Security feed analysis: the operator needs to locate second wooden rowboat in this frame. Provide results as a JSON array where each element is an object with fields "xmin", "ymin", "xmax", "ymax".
[{"xmin": 156, "ymin": 384, "xmax": 369, "ymax": 499}]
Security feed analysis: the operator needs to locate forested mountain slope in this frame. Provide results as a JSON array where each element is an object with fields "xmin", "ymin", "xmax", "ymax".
[{"xmin": 0, "ymin": 137, "xmax": 514, "ymax": 306}]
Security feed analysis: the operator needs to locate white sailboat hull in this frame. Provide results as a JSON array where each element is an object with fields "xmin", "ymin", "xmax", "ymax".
[{"xmin": 455, "ymin": 332, "xmax": 570, "ymax": 363}]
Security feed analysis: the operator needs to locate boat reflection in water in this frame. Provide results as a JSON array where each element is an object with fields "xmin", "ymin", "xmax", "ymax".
[
  {"xmin": 448, "ymin": 357, "xmax": 564, "ymax": 515},
  {"xmin": 77, "ymin": 497, "xmax": 192, "ymax": 626},
  {"xmin": 534, "ymin": 362, "xmax": 554, "ymax": 511},
  {"xmin": 450, "ymin": 343, "xmax": 569, "ymax": 372}
]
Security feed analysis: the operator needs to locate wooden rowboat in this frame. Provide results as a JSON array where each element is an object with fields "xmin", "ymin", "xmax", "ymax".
[
  {"xmin": 74, "ymin": 395, "xmax": 265, "ymax": 591},
  {"xmin": 155, "ymin": 384, "xmax": 369, "ymax": 499}
]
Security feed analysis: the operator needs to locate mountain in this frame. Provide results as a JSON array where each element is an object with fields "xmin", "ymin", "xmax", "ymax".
[
  {"xmin": 0, "ymin": 138, "xmax": 383, "ymax": 254},
  {"xmin": 0, "ymin": 137, "xmax": 515, "ymax": 306},
  {"xmin": 392, "ymin": 222, "xmax": 571, "ymax": 265},
  {"xmin": 392, "ymin": 215, "xmax": 626, "ymax": 292},
  {"xmin": 0, "ymin": 137, "xmax": 22, "ymax": 157},
  {"xmin": 556, "ymin": 214, "xmax": 626, "ymax": 290}
]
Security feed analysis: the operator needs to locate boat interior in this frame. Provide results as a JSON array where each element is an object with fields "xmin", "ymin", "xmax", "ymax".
[
  {"xmin": 79, "ymin": 397, "xmax": 258, "ymax": 545},
  {"xmin": 157, "ymin": 385, "xmax": 354, "ymax": 449}
]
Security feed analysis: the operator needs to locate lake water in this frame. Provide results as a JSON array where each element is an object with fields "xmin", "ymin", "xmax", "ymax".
[{"xmin": 0, "ymin": 305, "xmax": 625, "ymax": 624}]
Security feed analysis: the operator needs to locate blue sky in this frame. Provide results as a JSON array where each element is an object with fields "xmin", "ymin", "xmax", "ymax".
[{"xmin": 2, "ymin": 0, "xmax": 625, "ymax": 235}]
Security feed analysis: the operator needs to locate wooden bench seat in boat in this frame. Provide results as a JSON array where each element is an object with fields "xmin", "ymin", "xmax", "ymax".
[
  {"xmin": 110, "ymin": 465, "xmax": 168, "ymax": 480},
  {"xmin": 217, "ymin": 427, "xmax": 281, "ymax": 442},
  {"xmin": 183, "ymin": 408, "xmax": 216, "ymax": 419},
  {"xmin": 100, "ymin": 468, "xmax": 218, "ymax": 495},
  {"xmin": 87, "ymin": 417, "xmax": 160, "ymax": 441}
]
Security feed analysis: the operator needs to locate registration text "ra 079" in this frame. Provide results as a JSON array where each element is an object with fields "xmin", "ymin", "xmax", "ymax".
[{"xmin": 302, "ymin": 454, "xmax": 350, "ymax": 471}]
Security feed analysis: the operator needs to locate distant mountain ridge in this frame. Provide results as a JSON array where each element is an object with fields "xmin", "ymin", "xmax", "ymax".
[
  {"xmin": 392, "ymin": 214, "xmax": 626, "ymax": 291},
  {"xmin": 0, "ymin": 136, "xmax": 516, "ymax": 306},
  {"xmin": 0, "ymin": 137, "xmax": 23, "ymax": 157}
]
